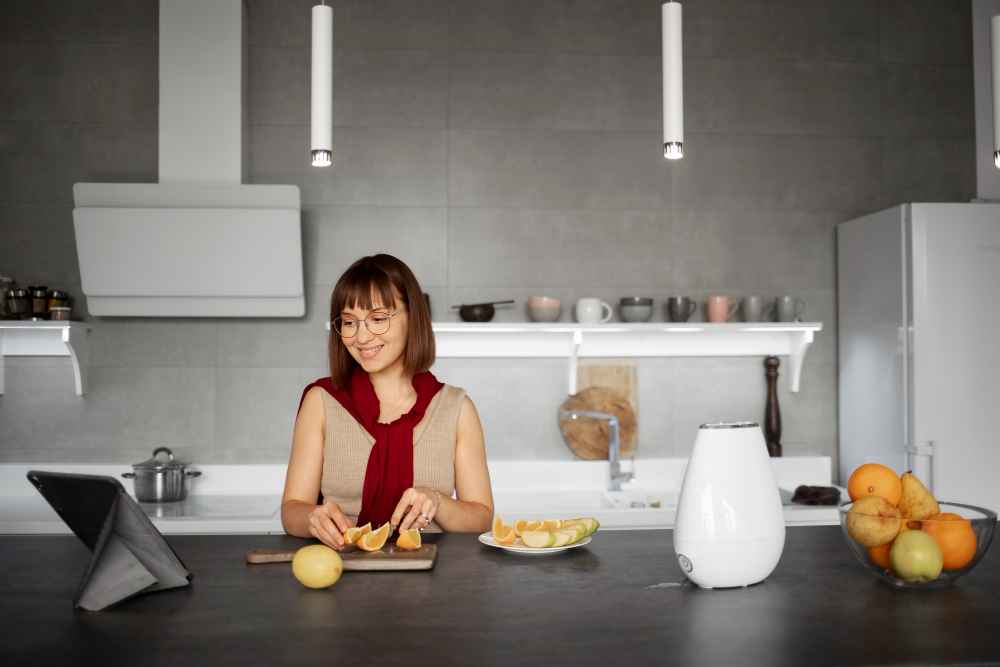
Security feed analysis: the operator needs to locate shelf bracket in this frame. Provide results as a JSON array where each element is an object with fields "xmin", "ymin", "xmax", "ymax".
[
  {"xmin": 787, "ymin": 329, "xmax": 814, "ymax": 393},
  {"xmin": 567, "ymin": 330, "xmax": 583, "ymax": 395}
]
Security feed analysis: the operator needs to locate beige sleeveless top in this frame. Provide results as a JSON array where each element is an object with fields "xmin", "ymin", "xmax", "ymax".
[{"xmin": 319, "ymin": 384, "xmax": 466, "ymax": 527}]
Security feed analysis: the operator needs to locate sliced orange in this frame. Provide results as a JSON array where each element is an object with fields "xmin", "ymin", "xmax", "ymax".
[
  {"xmin": 541, "ymin": 519, "xmax": 562, "ymax": 531},
  {"xmin": 357, "ymin": 522, "xmax": 390, "ymax": 552},
  {"xmin": 395, "ymin": 528, "xmax": 422, "ymax": 550},
  {"xmin": 492, "ymin": 516, "xmax": 509, "ymax": 540},
  {"xmin": 493, "ymin": 524, "xmax": 518, "ymax": 546},
  {"xmin": 344, "ymin": 522, "xmax": 372, "ymax": 545}
]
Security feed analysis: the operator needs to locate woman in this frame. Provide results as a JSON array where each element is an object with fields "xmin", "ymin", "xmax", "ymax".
[{"xmin": 281, "ymin": 254, "xmax": 493, "ymax": 549}]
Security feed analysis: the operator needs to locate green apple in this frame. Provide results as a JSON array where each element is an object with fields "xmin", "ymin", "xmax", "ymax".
[
  {"xmin": 890, "ymin": 529, "xmax": 943, "ymax": 582},
  {"xmin": 521, "ymin": 530, "xmax": 556, "ymax": 548},
  {"xmin": 551, "ymin": 530, "xmax": 574, "ymax": 547}
]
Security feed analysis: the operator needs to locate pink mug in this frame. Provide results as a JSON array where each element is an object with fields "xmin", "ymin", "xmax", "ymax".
[{"xmin": 707, "ymin": 295, "xmax": 740, "ymax": 323}]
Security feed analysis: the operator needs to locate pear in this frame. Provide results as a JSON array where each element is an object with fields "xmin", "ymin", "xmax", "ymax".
[
  {"xmin": 898, "ymin": 471, "xmax": 939, "ymax": 521},
  {"xmin": 846, "ymin": 495, "xmax": 902, "ymax": 547}
]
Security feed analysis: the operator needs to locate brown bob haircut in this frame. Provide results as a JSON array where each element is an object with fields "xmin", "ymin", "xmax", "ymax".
[{"xmin": 328, "ymin": 254, "xmax": 435, "ymax": 388}]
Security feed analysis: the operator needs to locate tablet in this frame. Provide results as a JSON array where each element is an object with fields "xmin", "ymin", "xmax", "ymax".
[{"xmin": 26, "ymin": 470, "xmax": 192, "ymax": 611}]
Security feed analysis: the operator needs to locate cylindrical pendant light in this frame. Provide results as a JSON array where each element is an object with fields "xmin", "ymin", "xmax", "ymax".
[
  {"xmin": 311, "ymin": 4, "xmax": 333, "ymax": 167},
  {"xmin": 662, "ymin": 1, "xmax": 683, "ymax": 160},
  {"xmin": 992, "ymin": 15, "xmax": 1000, "ymax": 168}
]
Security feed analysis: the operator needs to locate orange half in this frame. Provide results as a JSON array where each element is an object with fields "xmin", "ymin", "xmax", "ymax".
[{"xmin": 358, "ymin": 522, "xmax": 391, "ymax": 552}]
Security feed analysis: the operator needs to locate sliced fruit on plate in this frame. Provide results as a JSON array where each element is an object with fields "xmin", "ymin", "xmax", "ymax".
[
  {"xmin": 521, "ymin": 530, "xmax": 556, "ymax": 548},
  {"xmin": 563, "ymin": 517, "xmax": 599, "ymax": 537},
  {"xmin": 514, "ymin": 519, "xmax": 542, "ymax": 537},
  {"xmin": 358, "ymin": 522, "xmax": 391, "ymax": 552},
  {"xmin": 344, "ymin": 522, "xmax": 372, "ymax": 544},
  {"xmin": 492, "ymin": 516, "xmax": 509, "ymax": 540},
  {"xmin": 558, "ymin": 527, "xmax": 585, "ymax": 544},
  {"xmin": 540, "ymin": 519, "xmax": 562, "ymax": 531},
  {"xmin": 493, "ymin": 524, "xmax": 518, "ymax": 546},
  {"xmin": 551, "ymin": 530, "xmax": 575, "ymax": 547},
  {"xmin": 396, "ymin": 528, "xmax": 421, "ymax": 550}
]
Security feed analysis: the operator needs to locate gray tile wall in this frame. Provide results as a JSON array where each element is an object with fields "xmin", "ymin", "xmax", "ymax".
[{"xmin": 0, "ymin": 0, "xmax": 975, "ymax": 480}]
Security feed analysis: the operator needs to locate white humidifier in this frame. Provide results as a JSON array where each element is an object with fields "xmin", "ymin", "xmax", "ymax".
[{"xmin": 673, "ymin": 421, "xmax": 785, "ymax": 589}]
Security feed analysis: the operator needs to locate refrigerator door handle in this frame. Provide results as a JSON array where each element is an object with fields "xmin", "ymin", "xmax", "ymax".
[{"xmin": 905, "ymin": 441, "xmax": 934, "ymax": 492}]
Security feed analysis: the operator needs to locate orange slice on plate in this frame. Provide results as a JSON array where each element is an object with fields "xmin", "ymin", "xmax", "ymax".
[
  {"xmin": 357, "ymin": 522, "xmax": 391, "ymax": 552},
  {"xmin": 541, "ymin": 519, "xmax": 562, "ymax": 531},
  {"xmin": 492, "ymin": 516, "xmax": 510, "ymax": 539},
  {"xmin": 493, "ymin": 524, "xmax": 518, "ymax": 546},
  {"xmin": 514, "ymin": 519, "xmax": 542, "ymax": 537},
  {"xmin": 396, "ymin": 528, "xmax": 422, "ymax": 550}
]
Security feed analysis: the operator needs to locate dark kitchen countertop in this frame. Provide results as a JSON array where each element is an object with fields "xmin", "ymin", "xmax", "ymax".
[{"xmin": 3, "ymin": 527, "xmax": 999, "ymax": 667}]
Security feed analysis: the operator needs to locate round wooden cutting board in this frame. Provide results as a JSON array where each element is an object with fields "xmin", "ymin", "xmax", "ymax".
[{"xmin": 558, "ymin": 386, "xmax": 637, "ymax": 460}]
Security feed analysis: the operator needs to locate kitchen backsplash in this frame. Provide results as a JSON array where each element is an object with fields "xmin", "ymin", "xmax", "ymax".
[{"xmin": 0, "ymin": 0, "xmax": 976, "ymax": 480}]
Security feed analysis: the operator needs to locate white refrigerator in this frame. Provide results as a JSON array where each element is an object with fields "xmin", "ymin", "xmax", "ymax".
[{"xmin": 838, "ymin": 203, "xmax": 1000, "ymax": 513}]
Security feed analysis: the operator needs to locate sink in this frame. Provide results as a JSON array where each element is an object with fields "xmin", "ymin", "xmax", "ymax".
[
  {"xmin": 492, "ymin": 489, "xmax": 675, "ymax": 517},
  {"xmin": 602, "ymin": 490, "xmax": 676, "ymax": 510}
]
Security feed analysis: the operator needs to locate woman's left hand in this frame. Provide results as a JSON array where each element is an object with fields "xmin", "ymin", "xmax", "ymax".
[{"xmin": 391, "ymin": 487, "xmax": 441, "ymax": 532}]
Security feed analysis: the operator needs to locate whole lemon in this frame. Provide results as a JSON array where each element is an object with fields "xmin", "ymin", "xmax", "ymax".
[{"xmin": 291, "ymin": 544, "xmax": 343, "ymax": 589}]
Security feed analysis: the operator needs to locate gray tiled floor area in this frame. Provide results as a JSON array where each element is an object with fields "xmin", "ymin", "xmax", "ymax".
[{"xmin": 0, "ymin": 1, "xmax": 977, "ymax": 481}]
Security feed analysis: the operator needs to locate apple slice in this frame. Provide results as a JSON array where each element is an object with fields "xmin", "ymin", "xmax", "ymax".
[
  {"xmin": 521, "ymin": 530, "xmax": 556, "ymax": 548},
  {"xmin": 554, "ymin": 528, "xmax": 581, "ymax": 546},
  {"xmin": 550, "ymin": 531, "xmax": 574, "ymax": 547}
]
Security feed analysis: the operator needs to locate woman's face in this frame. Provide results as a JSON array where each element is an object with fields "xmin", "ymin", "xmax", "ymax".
[{"xmin": 339, "ymin": 292, "xmax": 409, "ymax": 376}]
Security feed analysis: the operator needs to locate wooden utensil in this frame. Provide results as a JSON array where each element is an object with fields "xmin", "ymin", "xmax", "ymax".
[{"xmin": 246, "ymin": 544, "xmax": 437, "ymax": 571}]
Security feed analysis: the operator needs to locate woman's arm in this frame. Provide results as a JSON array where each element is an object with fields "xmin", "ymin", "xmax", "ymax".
[
  {"xmin": 281, "ymin": 387, "xmax": 353, "ymax": 548},
  {"xmin": 393, "ymin": 395, "xmax": 494, "ymax": 533}
]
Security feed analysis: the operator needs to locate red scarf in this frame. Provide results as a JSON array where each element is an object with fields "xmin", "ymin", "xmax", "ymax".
[{"xmin": 298, "ymin": 368, "xmax": 443, "ymax": 528}]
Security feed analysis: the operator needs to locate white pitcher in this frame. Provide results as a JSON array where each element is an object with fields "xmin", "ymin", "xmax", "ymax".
[{"xmin": 673, "ymin": 422, "xmax": 785, "ymax": 588}]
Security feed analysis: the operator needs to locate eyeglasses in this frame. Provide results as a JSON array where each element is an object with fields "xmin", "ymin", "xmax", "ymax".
[{"xmin": 332, "ymin": 310, "xmax": 400, "ymax": 338}]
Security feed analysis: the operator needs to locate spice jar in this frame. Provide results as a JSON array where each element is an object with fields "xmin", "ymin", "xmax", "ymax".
[
  {"xmin": 0, "ymin": 275, "xmax": 13, "ymax": 318},
  {"xmin": 47, "ymin": 289, "xmax": 70, "ymax": 310},
  {"xmin": 7, "ymin": 287, "xmax": 30, "ymax": 318},
  {"xmin": 49, "ymin": 306, "xmax": 72, "ymax": 321},
  {"xmin": 29, "ymin": 286, "xmax": 48, "ymax": 320}
]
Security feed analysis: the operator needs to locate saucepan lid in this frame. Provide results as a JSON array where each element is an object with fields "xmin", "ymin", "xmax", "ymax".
[{"xmin": 132, "ymin": 446, "xmax": 186, "ymax": 471}]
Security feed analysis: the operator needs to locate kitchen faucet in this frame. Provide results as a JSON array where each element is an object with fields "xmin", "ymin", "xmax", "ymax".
[{"xmin": 560, "ymin": 410, "xmax": 634, "ymax": 492}]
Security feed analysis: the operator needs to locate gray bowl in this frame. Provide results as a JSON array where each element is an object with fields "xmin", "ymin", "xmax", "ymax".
[{"xmin": 619, "ymin": 297, "xmax": 654, "ymax": 322}]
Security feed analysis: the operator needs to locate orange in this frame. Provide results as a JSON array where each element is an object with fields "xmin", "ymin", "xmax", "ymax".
[
  {"xmin": 921, "ymin": 512, "xmax": 977, "ymax": 570},
  {"xmin": 395, "ymin": 528, "xmax": 421, "ymax": 550},
  {"xmin": 493, "ymin": 524, "xmax": 517, "ymax": 546},
  {"xmin": 357, "ymin": 522, "xmax": 390, "ymax": 552},
  {"xmin": 868, "ymin": 542, "xmax": 892, "ymax": 570},
  {"xmin": 847, "ymin": 463, "xmax": 902, "ymax": 505},
  {"xmin": 514, "ymin": 519, "xmax": 541, "ymax": 537},
  {"xmin": 492, "ymin": 516, "xmax": 509, "ymax": 540},
  {"xmin": 344, "ymin": 522, "xmax": 372, "ymax": 545}
]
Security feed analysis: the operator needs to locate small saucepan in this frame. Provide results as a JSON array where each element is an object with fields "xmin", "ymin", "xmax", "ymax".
[
  {"xmin": 451, "ymin": 300, "xmax": 515, "ymax": 322},
  {"xmin": 122, "ymin": 447, "xmax": 201, "ymax": 503}
]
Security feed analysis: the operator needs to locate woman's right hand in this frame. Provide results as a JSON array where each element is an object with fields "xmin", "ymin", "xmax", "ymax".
[{"xmin": 307, "ymin": 500, "xmax": 353, "ymax": 550}]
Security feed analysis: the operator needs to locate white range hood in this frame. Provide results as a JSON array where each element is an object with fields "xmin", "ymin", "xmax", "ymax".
[{"xmin": 72, "ymin": 0, "xmax": 305, "ymax": 317}]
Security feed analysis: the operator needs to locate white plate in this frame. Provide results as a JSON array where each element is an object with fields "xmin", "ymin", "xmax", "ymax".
[{"xmin": 477, "ymin": 532, "xmax": 592, "ymax": 556}]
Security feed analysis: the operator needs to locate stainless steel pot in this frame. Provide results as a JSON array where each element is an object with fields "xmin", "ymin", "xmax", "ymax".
[{"xmin": 122, "ymin": 447, "xmax": 201, "ymax": 502}]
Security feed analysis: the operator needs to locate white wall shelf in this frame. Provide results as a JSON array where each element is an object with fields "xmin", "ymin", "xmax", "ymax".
[
  {"xmin": 327, "ymin": 321, "xmax": 822, "ymax": 393},
  {"xmin": 0, "ymin": 321, "xmax": 91, "ymax": 396}
]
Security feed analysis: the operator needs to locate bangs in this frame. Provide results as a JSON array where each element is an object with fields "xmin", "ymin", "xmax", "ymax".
[{"xmin": 335, "ymin": 264, "xmax": 401, "ymax": 313}]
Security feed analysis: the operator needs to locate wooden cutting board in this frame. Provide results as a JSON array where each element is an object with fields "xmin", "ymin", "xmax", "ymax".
[
  {"xmin": 246, "ymin": 544, "xmax": 437, "ymax": 571},
  {"xmin": 560, "ymin": 363, "xmax": 638, "ymax": 460}
]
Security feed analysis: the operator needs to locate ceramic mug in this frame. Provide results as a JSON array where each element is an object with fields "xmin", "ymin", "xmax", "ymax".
[
  {"xmin": 776, "ymin": 296, "xmax": 805, "ymax": 322},
  {"xmin": 666, "ymin": 296, "xmax": 697, "ymax": 323},
  {"xmin": 742, "ymin": 295, "xmax": 775, "ymax": 322},
  {"xmin": 575, "ymin": 298, "xmax": 613, "ymax": 323},
  {"xmin": 706, "ymin": 295, "xmax": 740, "ymax": 323}
]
